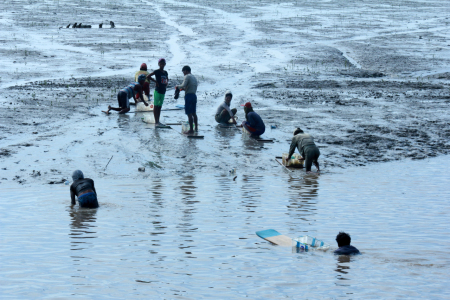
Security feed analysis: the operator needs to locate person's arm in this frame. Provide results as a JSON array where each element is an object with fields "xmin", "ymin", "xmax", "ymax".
[
  {"xmin": 177, "ymin": 75, "xmax": 189, "ymax": 91},
  {"xmin": 91, "ymin": 180, "xmax": 97, "ymax": 196},
  {"xmin": 136, "ymin": 85, "xmax": 147, "ymax": 105},
  {"xmin": 287, "ymin": 138, "xmax": 297, "ymax": 160},
  {"xmin": 70, "ymin": 189, "xmax": 76, "ymax": 205},
  {"xmin": 146, "ymin": 72, "xmax": 158, "ymax": 87}
]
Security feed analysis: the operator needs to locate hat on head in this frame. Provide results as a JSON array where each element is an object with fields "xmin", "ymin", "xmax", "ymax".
[
  {"xmin": 241, "ymin": 102, "xmax": 252, "ymax": 108},
  {"xmin": 293, "ymin": 128, "xmax": 304, "ymax": 135},
  {"xmin": 140, "ymin": 63, "xmax": 147, "ymax": 70},
  {"xmin": 138, "ymin": 74, "xmax": 146, "ymax": 83},
  {"xmin": 72, "ymin": 170, "xmax": 84, "ymax": 181},
  {"xmin": 158, "ymin": 58, "xmax": 166, "ymax": 63}
]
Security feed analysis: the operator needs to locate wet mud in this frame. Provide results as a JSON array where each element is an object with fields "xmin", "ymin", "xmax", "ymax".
[{"xmin": 1, "ymin": 0, "xmax": 449, "ymax": 185}]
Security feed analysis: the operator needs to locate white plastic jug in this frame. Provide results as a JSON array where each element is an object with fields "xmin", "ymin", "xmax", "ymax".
[{"xmin": 142, "ymin": 113, "xmax": 164, "ymax": 124}]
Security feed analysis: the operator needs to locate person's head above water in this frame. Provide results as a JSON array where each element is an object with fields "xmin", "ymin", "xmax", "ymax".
[
  {"xmin": 293, "ymin": 128, "xmax": 304, "ymax": 135},
  {"xmin": 72, "ymin": 170, "xmax": 84, "ymax": 181},
  {"xmin": 137, "ymin": 74, "xmax": 146, "ymax": 83},
  {"xmin": 140, "ymin": 63, "xmax": 147, "ymax": 71},
  {"xmin": 224, "ymin": 90, "xmax": 232, "ymax": 103},
  {"xmin": 336, "ymin": 232, "xmax": 351, "ymax": 247}
]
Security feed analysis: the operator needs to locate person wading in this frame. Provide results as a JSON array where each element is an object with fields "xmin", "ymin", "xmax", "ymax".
[{"xmin": 70, "ymin": 170, "xmax": 99, "ymax": 208}]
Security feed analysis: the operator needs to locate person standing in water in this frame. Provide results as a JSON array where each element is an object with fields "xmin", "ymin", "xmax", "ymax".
[
  {"xmin": 147, "ymin": 58, "xmax": 168, "ymax": 125},
  {"xmin": 334, "ymin": 232, "xmax": 360, "ymax": 255},
  {"xmin": 241, "ymin": 102, "xmax": 265, "ymax": 136},
  {"xmin": 70, "ymin": 170, "xmax": 99, "ymax": 208},
  {"xmin": 176, "ymin": 65, "xmax": 198, "ymax": 134},
  {"xmin": 215, "ymin": 90, "xmax": 237, "ymax": 125},
  {"xmin": 287, "ymin": 128, "xmax": 320, "ymax": 173}
]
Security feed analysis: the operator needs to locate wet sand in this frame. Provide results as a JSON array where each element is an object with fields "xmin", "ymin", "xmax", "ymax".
[{"xmin": 0, "ymin": 0, "xmax": 450, "ymax": 298}]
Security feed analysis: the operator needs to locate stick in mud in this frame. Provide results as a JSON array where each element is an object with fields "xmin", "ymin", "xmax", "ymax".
[
  {"xmin": 104, "ymin": 155, "xmax": 113, "ymax": 171},
  {"xmin": 275, "ymin": 158, "xmax": 294, "ymax": 178}
]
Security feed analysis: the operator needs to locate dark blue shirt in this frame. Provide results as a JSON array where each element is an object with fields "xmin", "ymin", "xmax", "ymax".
[
  {"xmin": 334, "ymin": 245, "xmax": 360, "ymax": 255},
  {"xmin": 247, "ymin": 111, "xmax": 265, "ymax": 132}
]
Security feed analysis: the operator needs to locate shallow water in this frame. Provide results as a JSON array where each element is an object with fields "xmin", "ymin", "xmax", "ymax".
[{"xmin": 1, "ymin": 156, "xmax": 449, "ymax": 299}]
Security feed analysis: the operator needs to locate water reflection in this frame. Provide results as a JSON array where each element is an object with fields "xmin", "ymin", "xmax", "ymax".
[
  {"xmin": 240, "ymin": 175, "xmax": 263, "ymax": 214},
  {"xmin": 335, "ymin": 255, "xmax": 352, "ymax": 283},
  {"xmin": 286, "ymin": 175, "xmax": 319, "ymax": 222},
  {"xmin": 116, "ymin": 113, "xmax": 130, "ymax": 129},
  {"xmin": 69, "ymin": 207, "xmax": 98, "ymax": 251}
]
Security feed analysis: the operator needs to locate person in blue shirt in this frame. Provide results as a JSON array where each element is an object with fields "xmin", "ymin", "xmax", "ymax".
[
  {"xmin": 104, "ymin": 74, "xmax": 148, "ymax": 114},
  {"xmin": 334, "ymin": 232, "xmax": 360, "ymax": 255},
  {"xmin": 241, "ymin": 102, "xmax": 265, "ymax": 137}
]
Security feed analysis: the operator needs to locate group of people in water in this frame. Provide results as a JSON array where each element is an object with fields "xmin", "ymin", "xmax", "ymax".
[{"xmin": 68, "ymin": 169, "xmax": 358, "ymax": 255}]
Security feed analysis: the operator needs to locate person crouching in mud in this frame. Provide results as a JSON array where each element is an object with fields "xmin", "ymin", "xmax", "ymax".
[
  {"xmin": 334, "ymin": 232, "xmax": 360, "ymax": 255},
  {"xmin": 104, "ymin": 74, "xmax": 148, "ymax": 114},
  {"xmin": 287, "ymin": 128, "xmax": 320, "ymax": 173},
  {"xmin": 70, "ymin": 170, "xmax": 99, "ymax": 208},
  {"xmin": 241, "ymin": 102, "xmax": 265, "ymax": 137},
  {"xmin": 215, "ymin": 90, "xmax": 237, "ymax": 125},
  {"xmin": 134, "ymin": 63, "xmax": 150, "ymax": 100}
]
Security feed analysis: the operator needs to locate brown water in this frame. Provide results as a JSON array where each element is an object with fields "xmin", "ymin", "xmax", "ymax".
[{"xmin": 1, "ymin": 156, "xmax": 449, "ymax": 299}]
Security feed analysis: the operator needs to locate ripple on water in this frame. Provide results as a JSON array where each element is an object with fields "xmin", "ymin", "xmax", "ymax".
[{"xmin": 0, "ymin": 156, "xmax": 449, "ymax": 298}]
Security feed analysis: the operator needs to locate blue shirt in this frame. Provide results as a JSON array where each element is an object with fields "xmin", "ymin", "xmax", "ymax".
[
  {"xmin": 334, "ymin": 245, "xmax": 360, "ymax": 255},
  {"xmin": 121, "ymin": 82, "xmax": 138, "ymax": 99},
  {"xmin": 247, "ymin": 111, "xmax": 265, "ymax": 132}
]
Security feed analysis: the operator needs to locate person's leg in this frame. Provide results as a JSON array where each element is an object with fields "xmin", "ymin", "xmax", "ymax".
[
  {"xmin": 154, "ymin": 106, "xmax": 162, "ymax": 124},
  {"xmin": 187, "ymin": 113, "xmax": 194, "ymax": 133},
  {"xmin": 304, "ymin": 147, "xmax": 313, "ymax": 172},
  {"xmin": 193, "ymin": 96, "xmax": 198, "ymax": 131},
  {"xmin": 313, "ymin": 147, "xmax": 320, "ymax": 172},
  {"xmin": 218, "ymin": 109, "xmax": 231, "ymax": 123},
  {"xmin": 231, "ymin": 108, "xmax": 237, "ymax": 116}
]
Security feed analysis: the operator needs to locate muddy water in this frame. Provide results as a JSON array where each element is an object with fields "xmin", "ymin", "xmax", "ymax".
[{"xmin": 1, "ymin": 156, "xmax": 449, "ymax": 299}]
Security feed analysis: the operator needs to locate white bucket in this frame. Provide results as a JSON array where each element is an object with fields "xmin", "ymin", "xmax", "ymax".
[{"xmin": 142, "ymin": 113, "xmax": 164, "ymax": 124}]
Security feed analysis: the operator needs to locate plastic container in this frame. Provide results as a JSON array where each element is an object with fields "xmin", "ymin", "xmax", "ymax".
[
  {"xmin": 293, "ymin": 235, "xmax": 330, "ymax": 250},
  {"xmin": 282, "ymin": 153, "xmax": 304, "ymax": 168},
  {"xmin": 136, "ymin": 100, "xmax": 154, "ymax": 112},
  {"xmin": 142, "ymin": 113, "xmax": 164, "ymax": 124},
  {"xmin": 292, "ymin": 239, "xmax": 309, "ymax": 250},
  {"xmin": 181, "ymin": 122, "xmax": 196, "ymax": 132}
]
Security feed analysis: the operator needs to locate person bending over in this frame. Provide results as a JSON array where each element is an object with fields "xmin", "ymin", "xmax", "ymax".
[
  {"xmin": 287, "ymin": 128, "xmax": 320, "ymax": 173},
  {"xmin": 105, "ymin": 74, "xmax": 148, "ymax": 114},
  {"xmin": 215, "ymin": 90, "xmax": 237, "ymax": 124},
  {"xmin": 70, "ymin": 170, "xmax": 99, "ymax": 208},
  {"xmin": 334, "ymin": 232, "xmax": 360, "ymax": 255},
  {"xmin": 241, "ymin": 102, "xmax": 265, "ymax": 136}
]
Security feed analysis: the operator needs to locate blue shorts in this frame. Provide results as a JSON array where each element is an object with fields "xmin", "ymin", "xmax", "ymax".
[
  {"xmin": 78, "ymin": 192, "xmax": 99, "ymax": 208},
  {"xmin": 184, "ymin": 94, "xmax": 197, "ymax": 115},
  {"xmin": 117, "ymin": 91, "xmax": 129, "ymax": 109}
]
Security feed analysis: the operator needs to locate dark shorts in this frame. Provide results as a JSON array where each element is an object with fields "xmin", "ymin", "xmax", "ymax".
[
  {"xmin": 117, "ymin": 91, "xmax": 129, "ymax": 109},
  {"xmin": 303, "ymin": 145, "xmax": 320, "ymax": 171},
  {"xmin": 215, "ymin": 108, "xmax": 237, "ymax": 124},
  {"xmin": 78, "ymin": 192, "xmax": 99, "ymax": 208},
  {"xmin": 184, "ymin": 94, "xmax": 197, "ymax": 115},
  {"xmin": 242, "ymin": 121, "xmax": 265, "ymax": 136}
]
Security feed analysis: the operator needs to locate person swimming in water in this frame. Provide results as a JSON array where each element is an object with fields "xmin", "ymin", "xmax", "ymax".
[
  {"xmin": 334, "ymin": 232, "xmax": 360, "ymax": 255},
  {"xmin": 70, "ymin": 170, "xmax": 99, "ymax": 208}
]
